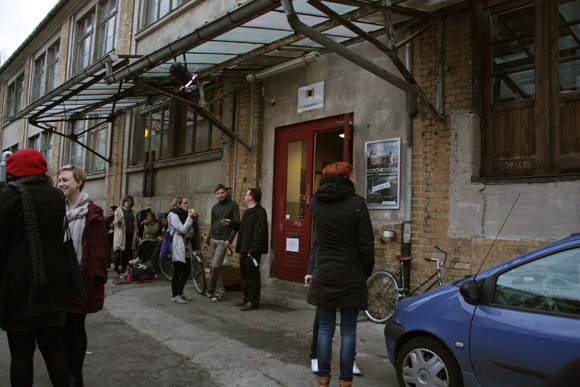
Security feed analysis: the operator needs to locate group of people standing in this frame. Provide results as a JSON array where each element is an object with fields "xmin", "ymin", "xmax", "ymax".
[
  {"xmin": 0, "ymin": 149, "xmax": 108, "ymax": 387},
  {"xmin": 0, "ymin": 149, "xmax": 371, "ymax": 387},
  {"xmin": 101, "ymin": 183, "xmax": 269, "ymax": 312}
]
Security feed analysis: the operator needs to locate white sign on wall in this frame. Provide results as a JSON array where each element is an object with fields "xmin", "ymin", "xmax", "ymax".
[{"xmin": 297, "ymin": 81, "xmax": 324, "ymax": 114}]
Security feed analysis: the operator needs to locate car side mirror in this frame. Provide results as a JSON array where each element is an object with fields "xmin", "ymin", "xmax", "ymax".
[{"xmin": 460, "ymin": 280, "xmax": 480, "ymax": 305}]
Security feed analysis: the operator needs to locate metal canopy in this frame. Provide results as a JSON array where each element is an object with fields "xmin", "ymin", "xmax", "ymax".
[{"xmin": 11, "ymin": 0, "xmax": 478, "ymax": 161}]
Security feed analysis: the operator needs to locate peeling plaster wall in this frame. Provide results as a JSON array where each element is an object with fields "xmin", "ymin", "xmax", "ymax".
[
  {"xmin": 450, "ymin": 112, "xmax": 580, "ymax": 241},
  {"xmin": 261, "ymin": 37, "xmax": 410, "ymax": 226}
]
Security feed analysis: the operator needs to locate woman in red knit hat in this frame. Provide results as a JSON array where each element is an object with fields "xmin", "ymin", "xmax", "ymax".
[{"xmin": 0, "ymin": 149, "xmax": 76, "ymax": 386}]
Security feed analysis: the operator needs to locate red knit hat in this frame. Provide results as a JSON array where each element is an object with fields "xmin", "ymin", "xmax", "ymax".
[{"xmin": 6, "ymin": 149, "xmax": 48, "ymax": 177}]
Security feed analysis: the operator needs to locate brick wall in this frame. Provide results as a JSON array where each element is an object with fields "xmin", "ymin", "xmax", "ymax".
[{"xmin": 408, "ymin": 10, "xmax": 551, "ymax": 290}]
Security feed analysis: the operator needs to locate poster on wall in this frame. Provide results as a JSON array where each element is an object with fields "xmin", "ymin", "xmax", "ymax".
[
  {"xmin": 297, "ymin": 81, "xmax": 324, "ymax": 114},
  {"xmin": 365, "ymin": 138, "xmax": 400, "ymax": 209}
]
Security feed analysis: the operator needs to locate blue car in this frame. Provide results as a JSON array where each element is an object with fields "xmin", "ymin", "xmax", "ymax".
[{"xmin": 384, "ymin": 235, "xmax": 580, "ymax": 387}]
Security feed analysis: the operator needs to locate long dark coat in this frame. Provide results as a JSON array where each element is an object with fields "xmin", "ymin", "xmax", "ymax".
[
  {"xmin": 68, "ymin": 202, "xmax": 109, "ymax": 314},
  {"xmin": 0, "ymin": 180, "xmax": 76, "ymax": 331},
  {"xmin": 307, "ymin": 176, "xmax": 375, "ymax": 310}
]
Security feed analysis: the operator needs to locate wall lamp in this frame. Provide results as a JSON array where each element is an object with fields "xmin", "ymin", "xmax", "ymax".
[
  {"xmin": 246, "ymin": 51, "xmax": 320, "ymax": 83},
  {"xmin": 170, "ymin": 62, "xmax": 198, "ymax": 90}
]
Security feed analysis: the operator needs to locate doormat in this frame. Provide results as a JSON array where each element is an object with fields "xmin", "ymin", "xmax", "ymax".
[{"xmin": 259, "ymin": 303, "xmax": 297, "ymax": 313}]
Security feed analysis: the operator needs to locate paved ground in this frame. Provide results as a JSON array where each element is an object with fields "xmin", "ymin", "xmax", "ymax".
[{"xmin": 0, "ymin": 270, "xmax": 398, "ymax": 386}]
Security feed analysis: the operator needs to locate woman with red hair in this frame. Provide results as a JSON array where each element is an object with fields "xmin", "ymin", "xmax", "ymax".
[{"xmin": 305, "ymin": 161, "xmax": 375, "ymax": 387}]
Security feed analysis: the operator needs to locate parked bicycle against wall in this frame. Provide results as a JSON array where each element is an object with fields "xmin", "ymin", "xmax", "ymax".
[
  {"xmin": 366, "ymin": 246, "xmax": 449, "ymax": 323},
  {"xmin": 158, "ymin": 250, "xmax": 207, "ymax": 295}
]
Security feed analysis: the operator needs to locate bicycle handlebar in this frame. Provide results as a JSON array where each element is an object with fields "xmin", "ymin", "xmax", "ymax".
[{"xmin": 433, "ymin": 246, "xmax": 449, "ymax": 266}]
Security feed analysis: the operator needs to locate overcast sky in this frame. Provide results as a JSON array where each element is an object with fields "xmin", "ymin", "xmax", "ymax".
[{"xmin": 0, "ymin": 0, "xmax": 60, "ymax": 60}]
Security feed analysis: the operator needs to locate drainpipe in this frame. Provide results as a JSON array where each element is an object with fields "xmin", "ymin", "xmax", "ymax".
[
  {"xmin": 402, "ymin": 29, "xmax": 417, "ymax": 294},
  {"xmin": 280, "ymin": 0, "xmax": 415, "ymax": 95}
]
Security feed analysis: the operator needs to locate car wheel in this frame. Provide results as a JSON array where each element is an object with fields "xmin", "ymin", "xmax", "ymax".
[{"xmin": 396, "ymin": 336, "xmax": 463, "ymax": 387}]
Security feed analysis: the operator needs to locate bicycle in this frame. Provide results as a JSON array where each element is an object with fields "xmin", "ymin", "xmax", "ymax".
[
  {"xmin": 365, "ymin": 246, "xmax": 449, "ymax": 323},
  {"xmin": 158, "ymin": 250, "xmax": 207, "ymax": 295}
]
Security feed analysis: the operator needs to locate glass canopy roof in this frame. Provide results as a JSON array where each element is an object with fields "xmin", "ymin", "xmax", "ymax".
[{"xmin": 14, "ymin": 0, "xmax": 468, "ymax": 125}]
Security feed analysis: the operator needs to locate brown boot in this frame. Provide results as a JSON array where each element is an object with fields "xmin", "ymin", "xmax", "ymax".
[
  {"xmin": 318, "ymin": 376, "xmax": 330, "ymax": 387},
  {"xmin": 339, "ymin": 380, "xmax": 352, "ymax": 387}
]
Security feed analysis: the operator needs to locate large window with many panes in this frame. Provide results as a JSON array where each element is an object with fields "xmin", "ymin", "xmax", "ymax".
[
  {"xmin": 65, "ymin": 117, "xmax": 108, "ymax": 173},
  {"xmin": 3, "ymin": 74, "xmax": 24, "ymax": 122},
  {"xmin": 481, "ymin": 0, "xmax": 580, "ymax": 178},
  {"xmin": 131, "ymin": 88, "xmax": 224, "ymax": 165},
  {"xmin": 98, "ymin": 0, "xmax": 117, "ymax": 58}
]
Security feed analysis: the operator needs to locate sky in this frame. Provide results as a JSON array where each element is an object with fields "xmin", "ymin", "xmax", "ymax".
[{"xmin": 0, "ymin": 0, "xmax": 60, "ymax": 61}]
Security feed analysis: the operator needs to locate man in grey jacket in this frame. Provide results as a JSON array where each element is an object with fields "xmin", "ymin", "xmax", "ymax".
[{"xmin": 203, "ymin": 184, "xmax": 240, "ymax": 302}]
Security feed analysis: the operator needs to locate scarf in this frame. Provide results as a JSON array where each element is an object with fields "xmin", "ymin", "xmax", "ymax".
[
  {"xmin": 7, "ymin": 176, "xmax": 49, "ymax": 286},
  {"xmin": 65, "ymin": 192, "xmax": 90, "ymax": 264},
  {"xmin": 170, "ymin": 207, "xmax": 188, "ymax": 224}
]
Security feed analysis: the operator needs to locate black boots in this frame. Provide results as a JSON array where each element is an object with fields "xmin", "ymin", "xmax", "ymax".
[{"xmin": 70, "ymin": 373, "xmax": 84, "ymax": 387}]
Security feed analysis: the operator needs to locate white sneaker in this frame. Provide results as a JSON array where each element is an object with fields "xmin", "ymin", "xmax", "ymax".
[
  {"xmin": 353, "ymin": 360, "xmax": 362, "ymax": 375},
  {"xmin": 311, "ymin": 359, "xmax": 318, "ymax": 373},
  {"xmin": 129, "ymin": 258, "xmax": 139, "ymax": 265},
  {"xmin": 171, "ymin": 296, "xmax": 186, "ymax": 304}
]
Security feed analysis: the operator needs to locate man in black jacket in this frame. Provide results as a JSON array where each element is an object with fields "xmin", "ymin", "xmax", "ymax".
[
  {"xmin": 203, "ymin": 184, "xmax": 240, "ymax": 302},
  {"xmin": 222, "ymin": 188, "xmax": 268, "ymax": 311}
]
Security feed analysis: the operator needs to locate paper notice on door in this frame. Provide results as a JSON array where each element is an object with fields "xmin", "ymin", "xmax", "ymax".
[{"xmin": 286, "ymin": 238, "xmax": 299, "ymax": 252}]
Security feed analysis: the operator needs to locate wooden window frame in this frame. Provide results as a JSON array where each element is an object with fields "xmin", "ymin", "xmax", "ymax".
[{"xmin": 481, "ymin": 0, "xmax": 580, "ymax": 179}]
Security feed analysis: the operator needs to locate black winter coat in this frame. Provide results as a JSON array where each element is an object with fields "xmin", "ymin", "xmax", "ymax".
[
  {"xmin": 0, "ymin": 180, "xmax": 76, "ymax": 331},
  {"xmin": 230, "ymin": 204, "xmax": 268, "ymax": 257},
  {"xmin": 307, "ymin": 176, "xmax": 375, "ymax": 310}
]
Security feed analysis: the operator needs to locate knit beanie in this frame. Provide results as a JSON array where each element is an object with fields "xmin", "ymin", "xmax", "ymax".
[{"xmin": 6, "ymin": 149, "xmax": 48, "ymax": 177}]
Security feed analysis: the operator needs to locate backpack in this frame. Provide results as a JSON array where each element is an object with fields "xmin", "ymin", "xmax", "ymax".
[
  {"xmin": 159, "ymin": 218, "xmax": 174, "ymax": 261},
  {"xmin": 124, "ymin": 265, "xmax": 155, "ymax": 281}
]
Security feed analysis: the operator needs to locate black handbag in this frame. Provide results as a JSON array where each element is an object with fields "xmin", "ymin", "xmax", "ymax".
[{"xmin": 64, "ymin": 218, "xmax": 87, "ymax": 299}]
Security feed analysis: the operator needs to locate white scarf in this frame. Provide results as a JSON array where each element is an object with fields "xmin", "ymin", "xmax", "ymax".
[{"xmin": 65, "ymin": 192, "xmax": 90, "ymax": 264}]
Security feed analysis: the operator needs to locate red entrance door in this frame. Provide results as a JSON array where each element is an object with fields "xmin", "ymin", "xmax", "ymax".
[{"xmin": 272, "ymin": 113, "xmax": 353, "ymax": 282}]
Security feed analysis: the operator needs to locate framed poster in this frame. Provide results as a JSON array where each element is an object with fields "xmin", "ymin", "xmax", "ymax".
[{"xmin": 365, "ymin": 138, "xmax": 400, "ymax": 209}]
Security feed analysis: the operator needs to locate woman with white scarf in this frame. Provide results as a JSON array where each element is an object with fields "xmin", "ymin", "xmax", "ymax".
[
  {"xmin": 167, "ymin": 196, "xmax": 197, "ymax": 303},
  {"xmin": 58, "ymin": 165, "xmax": 108, "ymax": 387}
]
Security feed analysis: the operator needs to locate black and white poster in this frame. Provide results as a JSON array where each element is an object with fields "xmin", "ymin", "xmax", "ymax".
[{"xmin": 365, "ymin": 138, "xmax": 400, "ymax": 209}]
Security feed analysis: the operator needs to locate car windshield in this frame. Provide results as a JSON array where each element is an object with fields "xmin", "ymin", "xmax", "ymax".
[{"xmin": 493, "ymin": 247, "xmax": 580, "ymax": 315}]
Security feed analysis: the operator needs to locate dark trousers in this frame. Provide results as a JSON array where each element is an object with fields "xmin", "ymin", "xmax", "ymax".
[
  {"xmin": 172, "ymin": 258, "xmax": 191, "ymax": 297},
  {"xmin": 62, "ymin": 313, "xmax": 87, "ymax": 375},
  {"xmin": 137, "ymin": 240, "xmax": 156, "ymax": 262},
  {"xmin": 150, "ymin": 240, "xmax": 162, "ymax": 268},
  {"xmin": 310, "ymin": 309, "xmax": 320, "ymax": 359},
  {"xmin": 240, "ymin": 253, "xmax": 261, "ymax": 307},
  {"xmin": 118, "ymin": 233, "xmax": 134, "ymax": 273},
  {"xmin": 7, "ymin": 325, "xmax": 70, "ymax": 387}
]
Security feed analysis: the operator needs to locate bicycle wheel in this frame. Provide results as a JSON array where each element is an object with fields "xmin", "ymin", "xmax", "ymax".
[
  {"xmin": 191, "ymin": 257, "xmax": 207, "ymax": 294},
  {"xmin": 159, "ymin": 258, "xmax": 174, "ymax": 281},
  {"xmin": 366, "ymin": 270, "xmax": 400, "ymax": 323}
]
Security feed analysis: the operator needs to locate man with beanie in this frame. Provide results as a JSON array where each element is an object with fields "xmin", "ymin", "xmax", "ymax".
[
  {"xmin": 203, "ymin": 184, "xmax": 240, "ymax": 302},
  {"xmin": 222, "ymin": 188, "xmax": 268, "ymax": 311},
  {"xmin": 0, "ymin": 149, "xmax": 76, "ymax": 386}
]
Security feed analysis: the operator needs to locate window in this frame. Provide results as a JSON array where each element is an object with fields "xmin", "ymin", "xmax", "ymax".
[
  {"xmin": 46, "ymin": 41, "xmax": 60, "ymax": 93},
  {"xmin": 4, "ymin": 74, "xmax": 24, "ymax": 121},
  {"xmin": 493, "ymin": 248, "xmax": 580, "ymax": 315},
  {"xmin": 481, "ymin": 0, "xmax": 580, "ymax": 178},
  {"xmin": 28, "ymin": 134, "xmax": 40, "ymax": 151},
  {"xmin": 131, "ymin": 88, "xmax": 224, "ymax": 164},
  {"xmin": 75, "ymin": 13, "xmax": 95, "ymax": 73},
  {"xmin": 66, "ymin": 118, "xmax": 107, "ymax": 173},
  {"xmin": 144, "ymin": 0, "xmax": 180, "ymax": 27},
  {"xmin": 40, "ymin": 132, "xmax": 53, "ymax": 169},
  {"xmin": 98, "ymin": 0, "xmax": 117, "ymax": 58},
  {"xmin": 32, "ymin": 55, "xmax": 46, "ymax": 101}
]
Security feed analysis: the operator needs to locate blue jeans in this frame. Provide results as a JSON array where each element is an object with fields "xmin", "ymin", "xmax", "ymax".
[{"xmin": 317, "ymin": 307, "xmax": 358, "ymax": 381}]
